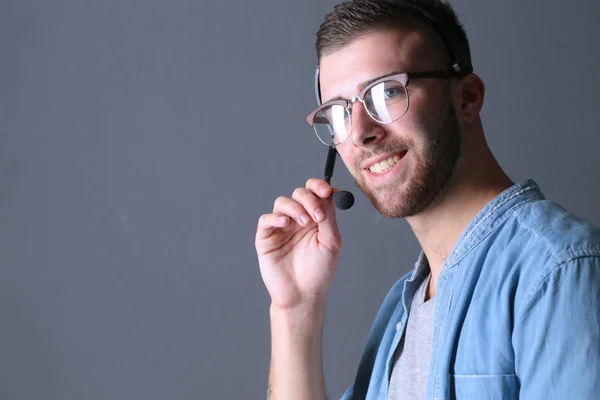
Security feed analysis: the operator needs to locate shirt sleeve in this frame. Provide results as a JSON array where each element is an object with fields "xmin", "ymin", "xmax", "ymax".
[{"xmin": 513, "ymin": 256, "xmax": 600, "ymax": 398}]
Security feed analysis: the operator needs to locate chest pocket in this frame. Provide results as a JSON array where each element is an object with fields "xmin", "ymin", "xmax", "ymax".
[{"xmin": 450, "ymin": 374, "xmax": 517, "ymax": 400}]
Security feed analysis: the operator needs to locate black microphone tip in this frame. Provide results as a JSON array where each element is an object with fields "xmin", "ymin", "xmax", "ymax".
[{"xmin": 333, "ymin": 190, "xmax": 355, "ymax": 210}]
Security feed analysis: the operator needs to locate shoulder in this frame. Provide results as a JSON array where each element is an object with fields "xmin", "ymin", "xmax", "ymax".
[
  {"xmin": 506, "ymin": 199, "xmax": 600, "ymax": 310},
  {"xmin": 477, "ymin": 198, "xmax": 600, "ymax": 310},
  {"xmin": 511, "ymin": 199, "xmax": 600, "ymax": 263}
]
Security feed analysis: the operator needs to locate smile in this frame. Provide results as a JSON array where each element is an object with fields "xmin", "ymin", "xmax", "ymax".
[{"xmin": 368, "ymin": 152, "xmax": 407, "ymax": 174}]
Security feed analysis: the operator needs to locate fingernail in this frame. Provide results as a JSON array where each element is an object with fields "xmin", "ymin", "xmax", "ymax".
[
  {"xmin": 314, "ymin": 208, "xmax": 325, "ymax": 222},
  {"xmin": 300, "ymin": 214, "xmax": 310, "ymax": 225},
  {"xmin": 319, "ymin": 186, "xmax": 329, "ymax": 196}
]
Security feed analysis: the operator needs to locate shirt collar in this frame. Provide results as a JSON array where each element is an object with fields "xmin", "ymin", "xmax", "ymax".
[
  {"xmin": 444, "ymin": 178, "xmax": 544, "ymax": 270},
  {"xmin": 412, "ymin": 179, "xmax": 545, "ymax": 274}
]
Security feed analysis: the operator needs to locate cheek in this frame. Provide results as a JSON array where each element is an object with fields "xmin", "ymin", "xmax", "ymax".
[
  {"xmin": 335, "ymin": 145, "xmax": 362, "ymax": 177},
  {"xmin": 336, "ymin": 147, "xmax": 353, "ymax": 170},
  {"xmin": 390, "ymin": 114, "xmax": 431, "ymax": 147},
  {"xmin": 405, "ymin": 103, "xmax": 446, "ymax": 140},
  {"xmin": 407, "ymin": 85, "xmax": 448, "ymax": 122}
]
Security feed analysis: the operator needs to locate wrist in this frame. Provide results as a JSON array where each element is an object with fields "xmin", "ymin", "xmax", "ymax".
[{"xmin": 270, "ymin": 299, "xmax": 327, "ymax": 336}]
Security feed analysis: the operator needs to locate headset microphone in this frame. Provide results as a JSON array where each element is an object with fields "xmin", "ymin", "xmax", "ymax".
[{"xmin": 324, "ymin": 146, "xmax": 355, "ymax": 210}]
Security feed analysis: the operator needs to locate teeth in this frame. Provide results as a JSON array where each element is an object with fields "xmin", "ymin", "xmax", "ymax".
[{"xmin": 369, "ymin": 153, "xmax": 403, "ymax": 174}]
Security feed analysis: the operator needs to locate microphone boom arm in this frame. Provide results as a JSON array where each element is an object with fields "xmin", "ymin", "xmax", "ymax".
[{"xmin": 323, "ymin": 146, "xmax": 355, "ymax": 210}]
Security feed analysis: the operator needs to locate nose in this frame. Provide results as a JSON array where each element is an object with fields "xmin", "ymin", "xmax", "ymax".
[{"xmin": 348, "ymin": 101, "xmax": 385, "ymax": 147}]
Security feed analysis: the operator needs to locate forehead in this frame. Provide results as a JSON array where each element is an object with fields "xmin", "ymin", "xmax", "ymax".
[{"xmin": 319, "ymin": 30, "xmax": 427, "ymax": 103}]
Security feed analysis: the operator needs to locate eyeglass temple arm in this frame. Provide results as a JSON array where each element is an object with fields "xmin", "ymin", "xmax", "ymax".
[
  {"xmin": 324, "ymin": 146, "xmax": 337, "ymax": 184},
  {"xmin": 407, "ymin": 70, "xmax": 456, "ymax": 81}
]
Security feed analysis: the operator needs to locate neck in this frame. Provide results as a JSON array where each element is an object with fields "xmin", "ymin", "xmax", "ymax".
[{"xmin": 406, "ymin": 143, "xmax": 513, "ymax": 300}]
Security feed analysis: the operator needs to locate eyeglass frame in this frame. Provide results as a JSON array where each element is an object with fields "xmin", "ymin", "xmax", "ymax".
[{"xmin": 305, "ymin": 69, "xmax": 457, "ymax": 146}]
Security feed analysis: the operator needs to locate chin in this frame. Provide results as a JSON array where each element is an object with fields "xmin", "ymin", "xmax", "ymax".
[
  {"xmin": 355, "ymin": 175, "xmax": 415, "ymax": 219},
  {"xmin": 371, "ymin": 183, "xmax": 428, "ymax": 219},
  {"xmin": 359, "ymin": 160, "xmax": 458, "ymax": 219}
]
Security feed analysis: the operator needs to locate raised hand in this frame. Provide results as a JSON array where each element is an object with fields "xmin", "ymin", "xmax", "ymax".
[{"xmin": 256, "ymin": 178, "xmax": 343, "ymax": 310}]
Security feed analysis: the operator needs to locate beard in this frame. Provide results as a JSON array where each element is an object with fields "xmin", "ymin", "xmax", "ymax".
[{"xmin": 352, "ymin": 101, "xmax": 462, "ymax": 219}]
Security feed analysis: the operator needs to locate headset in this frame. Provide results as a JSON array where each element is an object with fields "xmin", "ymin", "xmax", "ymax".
[
  {"xmin": 315, "ymin": 1, "xmax": 473, "ymax": 211},
  {"xmin": 314, "ymin": 0, "xmax": 474, "ymax": 105}
]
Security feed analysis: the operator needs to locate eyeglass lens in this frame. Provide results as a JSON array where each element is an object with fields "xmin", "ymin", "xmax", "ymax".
[{"xmin": 312, "ymin": 79, "xmax": 409, "ymax": 146}]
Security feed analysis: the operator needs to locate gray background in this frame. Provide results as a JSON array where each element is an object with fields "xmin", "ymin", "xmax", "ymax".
[{"xmin": 0, "ymin": 0, "xmax": 599, "ymax": 399}]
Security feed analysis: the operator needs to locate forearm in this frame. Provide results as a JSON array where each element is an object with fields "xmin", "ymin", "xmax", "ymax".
[{"xmin": 267, "ymin": 301, "xmax": 327, "ymax": 400}]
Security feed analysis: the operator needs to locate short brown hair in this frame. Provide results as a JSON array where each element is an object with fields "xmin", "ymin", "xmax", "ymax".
[{"xmin": 316, "ymin": 0, "xmax": 472, "ymax": 73}]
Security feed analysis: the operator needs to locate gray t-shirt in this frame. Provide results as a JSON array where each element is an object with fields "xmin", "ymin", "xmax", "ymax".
[{"xmin": 387, "ymin": 274, "xmax": 435, "ymax": 400}]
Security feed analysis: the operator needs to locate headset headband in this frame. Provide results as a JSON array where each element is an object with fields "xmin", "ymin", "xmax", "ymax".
[{"xmin": 314, "ymin": 1, "xmax": 473, "ymax": 105}]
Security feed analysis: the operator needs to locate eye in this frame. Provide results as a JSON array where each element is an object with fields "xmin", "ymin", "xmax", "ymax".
[{"xmin": 384, "ymin": 87, "xmax": 402, "ymax": 99}]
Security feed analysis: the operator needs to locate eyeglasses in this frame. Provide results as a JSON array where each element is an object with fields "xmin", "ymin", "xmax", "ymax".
[{"xmin": 305, "ymin": 70, "xmax": 454, "ymax": 146}]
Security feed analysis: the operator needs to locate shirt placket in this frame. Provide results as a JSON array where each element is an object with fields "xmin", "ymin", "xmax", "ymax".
[
  {"xmin": 428, "ymin": 266, "xmax": 457, "ymax": 400},
  {"xmin": 379, "ymin": 268, "xmax": 426, "ymax": 399}
]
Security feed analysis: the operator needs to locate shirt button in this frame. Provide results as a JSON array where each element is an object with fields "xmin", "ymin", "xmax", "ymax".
[{"xmin": 396, "ymin": 322, "xmax": 404, "ymax": 331}]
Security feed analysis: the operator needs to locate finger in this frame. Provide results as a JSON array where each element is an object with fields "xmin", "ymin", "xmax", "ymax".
[
  {"xmin": 295, "ymin": 186, "xmax": 341, "ymax": 247},
  {"xmin": 291, "ymin": 187, "xmax": 329, "ymax": 224},
  {"xmin": 305, "ymin": 178, "xmax": 333, "ymax": 199},
  {"xmin": 256, "ymin": 213, "xmax": 290, "ymax": 240},
  {"xmin": 314, "ymin": 190, "xmax": 341, "ymax": 248},
  {"xmin": 273, "ymin": 196, "xmax": 314, "ymax": 227}
]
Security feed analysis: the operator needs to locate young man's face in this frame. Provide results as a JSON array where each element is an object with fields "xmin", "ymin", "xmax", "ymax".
[{"xmin": 319, "ymin": 29, "xmax": 462, "ymax": 218}]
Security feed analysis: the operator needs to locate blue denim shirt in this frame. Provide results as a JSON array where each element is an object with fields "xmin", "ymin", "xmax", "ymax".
[{"xmin": 340, "ymin": 179, "xmax": 600, "ymax": 399}]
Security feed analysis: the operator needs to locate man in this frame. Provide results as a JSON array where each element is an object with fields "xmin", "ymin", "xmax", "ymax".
[{"xmin": 255, "ymin": 0, "xmax": 600, "ymax": 399}]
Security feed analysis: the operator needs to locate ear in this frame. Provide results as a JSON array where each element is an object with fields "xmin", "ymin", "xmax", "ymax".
[{"xmin": 453, "ymin": 73, "xmax": 485, "ymax": 124}]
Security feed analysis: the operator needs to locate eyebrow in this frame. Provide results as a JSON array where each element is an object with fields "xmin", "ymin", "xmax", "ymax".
[{"xmin": 324, "ymin": 70, "xmax": 404, "ymax": 102}]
